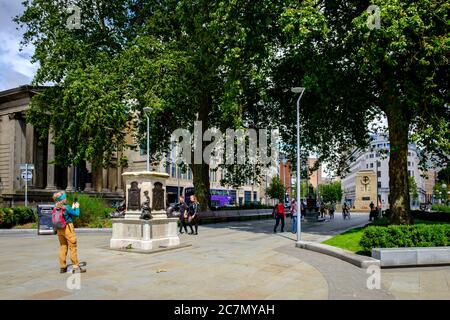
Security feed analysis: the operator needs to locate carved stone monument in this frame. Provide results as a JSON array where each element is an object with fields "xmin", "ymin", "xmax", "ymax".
[
  {"xmin": 305, "ymin": 186, "xmax": 319, "ymax": 222},
  {"xmin": 353, "ymin": 170, "xmax": 377, "ymax": 212},
  {"xmin": 110, "ymin": 171, "xmax": 180, "ymax": 251}
]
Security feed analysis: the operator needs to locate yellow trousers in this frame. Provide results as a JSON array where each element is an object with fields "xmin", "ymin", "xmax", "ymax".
[{"xmin": 57, "ymin": 223, "xmax": 79, "ymax": 268}]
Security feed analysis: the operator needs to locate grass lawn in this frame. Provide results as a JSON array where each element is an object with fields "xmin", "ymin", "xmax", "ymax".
[
  {"xmin": 322, "ymin": 227, "xmax": 367, "ymax": 254},
  {"xmin": 322, "ymin": 218, "xmax": 450, "ymax": 256}
]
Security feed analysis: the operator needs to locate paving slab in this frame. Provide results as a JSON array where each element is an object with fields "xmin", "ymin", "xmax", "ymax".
[{"xmin": 0, "ymin": 214, "xmax": 448, "ymax": 300}]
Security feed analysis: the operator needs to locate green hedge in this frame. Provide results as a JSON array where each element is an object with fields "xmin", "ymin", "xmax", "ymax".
[
  {"xmin": 411, "ymin": 210, "xmax": 450, "ymax": 222},
  {"xmin": 0, "ymin": 207, "xmax": 36, "ymax": 228},
  {"xmin": 67, "ymin": 193, "xmax": 114, "ymax": 228},
  {"xmin": 360, "ymin": 224, "xmax": 450, "ymax": 252},
  {"xmin": 431, "ymin": 204, "xmax": 450, "ymax": 213}
]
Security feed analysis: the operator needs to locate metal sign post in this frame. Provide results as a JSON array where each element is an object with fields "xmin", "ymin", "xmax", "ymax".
[{"xmin": 20, "ymin": 164, "xmax": 34, "ymax": 207}]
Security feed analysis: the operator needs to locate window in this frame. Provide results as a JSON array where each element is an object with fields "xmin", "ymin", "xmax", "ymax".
[
  {"xmin": 188, "ymin": 168, "xmax": 192, "ymax": 180},
  {"xmin": 370, "ymin": 163, "xmax": 374, "ymax": 168},
  {"xmin": 140, "ymin": 142, "xmax": 147, "ymax": 156},
  {"xmin": 244, "ymin": 191, "xmax": 251, "ymax": 204},
  {"xmin": 230, "ymin": 190, "xmax": 237, "ymax": 205},
  {"xmin": 377, "ymin": 182, "xmax": 381, "ymax": 188},
  {"xmin": 408, "ymin": 161, "xmax": 411, "ymax": 167},
  {"xmin": 377, "ymin": 171, "xmax": 381, "ymax": 178},
  {"xmin": 171, "ymin": 164, "xmax": 176, "ymax": 178},
  {"xmin": 165, "ymin": 161, "xmax": 170, "ymax": 174}
]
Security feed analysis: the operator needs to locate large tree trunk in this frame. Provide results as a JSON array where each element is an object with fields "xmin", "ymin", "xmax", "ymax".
[
  {"xmin": 190, "ymin": 93, "xmax": 212, "ymax": 212},
  {"xmin": 386, "ymin": 109, "xmax": 411, "ymax": 224},
  {"xmin": 191, "ymin": 163, "xmax": 211, "ymax": 212}
]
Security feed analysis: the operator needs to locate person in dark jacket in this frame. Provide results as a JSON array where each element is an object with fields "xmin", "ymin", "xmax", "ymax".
[
  {"xmin": 188, "ymin": 195, "xmax": 199, "ymax": 235},
  {"xmin": 178, "ymin": 196, "xmax": 188, "ymax": 234},
  {"xmin": 273, "ymin": 199, "xmax": 285, "ymax": 233}
]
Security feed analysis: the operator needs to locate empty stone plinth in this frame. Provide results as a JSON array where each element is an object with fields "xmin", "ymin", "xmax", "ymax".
[{"xmin": 110, "ymin": 218, "xmax": 180, "ymax": 250}]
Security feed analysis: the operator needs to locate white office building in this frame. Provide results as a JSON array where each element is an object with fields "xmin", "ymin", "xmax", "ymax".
[{"xmin": 341, "ymin": 134, "xmax": 427, "ymax": 210}]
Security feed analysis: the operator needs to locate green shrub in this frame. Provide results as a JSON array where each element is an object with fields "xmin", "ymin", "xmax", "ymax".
[
  {"xmin": 0, "ymin": 207, "xmax": 36, "ymax": 228},
  {"xmin": 1, "ymin": 208, "xmax": 16, "ymax": 228},
  {"xmin": 411, "ymin": 210, "xmax": 450, "ymax": 222},
  {"xmin": 0, "ymin": 208, "xmax": 4, "ymax": 226},
  {"xmin": 12, "ymin": 207, "xmax": 36, "ymax": 225},
  {"xmin": 431, "ymin": 204, "xmax": 450, "ymax": 213},
  {"xmin": 360, "ymin": 224, "xmax": 450, "ymax": 252},
  {"xmin": 67, "ymin": 193, "xmax": 113, "ymax": 227}
]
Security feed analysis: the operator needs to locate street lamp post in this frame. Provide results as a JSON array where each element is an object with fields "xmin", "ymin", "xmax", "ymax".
[
  {"xmin": 143, "ymin": 107, "xmax": 151, "ymax": 172},
  {"xmin": 292, "ymin": 87, "xmax": 305, "ymax": 243}
]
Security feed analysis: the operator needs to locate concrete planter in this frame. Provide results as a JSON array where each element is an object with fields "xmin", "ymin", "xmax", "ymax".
[{"xmin": 372, "ymin": 247, "xmax": 450, "ymax": 267}]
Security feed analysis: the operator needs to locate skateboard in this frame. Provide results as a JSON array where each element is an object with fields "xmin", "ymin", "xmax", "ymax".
[{"xmin": 66, "ymin": 261, "xmax": 87, "ymax": 273}]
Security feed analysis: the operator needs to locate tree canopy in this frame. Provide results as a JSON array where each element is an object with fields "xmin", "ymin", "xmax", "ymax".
[{"xmin": 16, "ymin": 0, "xmax": 449, "ymax": 221}]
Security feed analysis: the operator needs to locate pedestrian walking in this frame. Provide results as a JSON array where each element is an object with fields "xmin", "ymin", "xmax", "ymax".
[
  {"xmin": 320, "ymin": 202, "xmax": 326, "ymax": 219},
  {"xmin": 342, "ymin": 202, "xmax": 350, "ymax": 219},
  {"xmin": 329, "ymin": 201, "xmax": 335, "ymax": 219},
  {"xmin": 178, "ymin": 196, "xmax": 188, "ymax": 234},
  {"xmin": 273, "ymin": 199, "xmax": 285, "ymax": 233},
  {"xmin": 52, "ymin": 192, "xmax": 86, "ymax": 274},
  {"xmin": 301, "ymin": 200, "xmax": 306, "ymax": 219},
  {"xmin": 291, "ymin": 199, "xmax": 298, "ymax": 233},
  {"xmin": 188, "ymin": 195, "xmax": 199, "ymax": 235}
]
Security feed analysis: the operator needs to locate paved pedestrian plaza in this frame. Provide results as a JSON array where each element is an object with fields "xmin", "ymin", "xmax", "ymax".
[{"xmin": 0, "ymin": 213, "xmax": 449, "ymax": 300}]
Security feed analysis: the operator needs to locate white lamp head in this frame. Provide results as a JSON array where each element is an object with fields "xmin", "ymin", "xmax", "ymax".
[{"xmin": 291, "ymin": 87, "xmax": 305, "ymax": 94}]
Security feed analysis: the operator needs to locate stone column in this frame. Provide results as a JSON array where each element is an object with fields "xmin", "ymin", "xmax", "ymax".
[
  {"xmin": 84, "ymin": 162, "xmax": 93, "ymax": 191},
  {"xmin": 66, "ymin": 166, "xmax": 75, "ymax": 192},
  {"xmin": 102, "ymin": 168, "xmax": 109, "ymax": 192},
  {"xmin": 25, "ymin": 123, "xmax": 35, "ymax": 187},
  {"xmin": 45, "ymin": 131, "xmax": 56, "ymax": 190},
  {"xmin": 93, "ymin": 166, "xmax": 103, "ymax": 192},
  {"xmin": 116, "ymin": 165, "xmax": 123, "ymax": 194}
]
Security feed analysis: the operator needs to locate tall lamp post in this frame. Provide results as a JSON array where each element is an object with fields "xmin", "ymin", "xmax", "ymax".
[
  {"xmin": 292, "ymin": 87, "xmax": 305, "ymax": 243},
  {"xmin": 143, "ymin": 107, "xmax": 151, "ymax": 172}
]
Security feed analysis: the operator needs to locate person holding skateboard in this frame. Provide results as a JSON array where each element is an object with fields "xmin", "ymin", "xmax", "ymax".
[{"xmin": 52, "ymin": 192, "xmax": 86, "ymax": 273}]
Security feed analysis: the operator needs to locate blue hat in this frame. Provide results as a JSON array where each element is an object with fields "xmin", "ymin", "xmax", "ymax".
[{"xmin": 56, "ymin": 192, "xmax": 67, "ymax": 202}]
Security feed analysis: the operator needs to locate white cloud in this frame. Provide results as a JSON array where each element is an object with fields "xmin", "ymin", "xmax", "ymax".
[{"xmin": 0, "ymin": 0, "xmax": 38, "ymax": 91}]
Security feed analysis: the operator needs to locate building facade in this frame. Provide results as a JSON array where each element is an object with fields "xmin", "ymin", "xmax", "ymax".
[{"xmin": 341, "ymin": 134, "xmax": 433, "ymax": 211}]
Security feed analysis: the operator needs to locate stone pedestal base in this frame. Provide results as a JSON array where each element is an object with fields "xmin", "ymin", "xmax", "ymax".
[
  {"xmin": 110, "ymin": 217, "xmax": 180, "ymax": 251},
  {"xmin": 305, "ymin": 210, "xmax": 319, "ymax": 222}
]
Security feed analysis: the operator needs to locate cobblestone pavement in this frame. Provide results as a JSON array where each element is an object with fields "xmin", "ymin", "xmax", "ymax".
[{"xmin": 0, "ymin": 213, "xmax": 448, "ymax": 300}]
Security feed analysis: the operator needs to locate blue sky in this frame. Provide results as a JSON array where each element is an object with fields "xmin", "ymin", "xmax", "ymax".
[{"xmin": 0, "ymin": 0, "xmax": 37, "ymax": 91}]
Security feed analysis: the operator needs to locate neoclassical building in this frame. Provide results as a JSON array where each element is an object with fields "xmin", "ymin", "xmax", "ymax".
[{"xmin": 0, "ymin": 85, "xmax": 269, "ymax": 206}]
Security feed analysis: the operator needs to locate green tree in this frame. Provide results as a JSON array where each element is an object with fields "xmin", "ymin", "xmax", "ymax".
[
  {"xmin": 318, "ymin": 182, "xmax": 343, "ymax": 204},
  {"xmin": 437, "ymin": 166, "xmax": 450, "ymax": 185},
  {"xmin": 266, "ymin": 176, "xmax": 286, "ymax": 202},
  {"xmin": 16, "ymin": 0, "xmax": 282, "ymax": 210},
  {"xmin": 270, "ymin": 0, "xmax": 449, "ymax": 224},
  {"xmin": 408, "ymin": 177, "xmax": 419, "ymax": 202}
]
